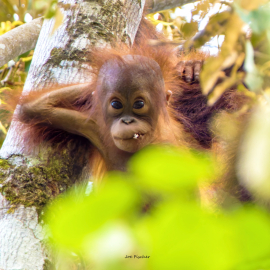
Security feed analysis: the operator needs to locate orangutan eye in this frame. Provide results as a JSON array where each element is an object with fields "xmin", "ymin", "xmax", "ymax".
[
  {"xmin": 133, "ymin": 100, "xmax": 144, "ymax": 109},
  {"xmin": 111, "ymin": 100, "xmax": 123, "ymax": 109}
]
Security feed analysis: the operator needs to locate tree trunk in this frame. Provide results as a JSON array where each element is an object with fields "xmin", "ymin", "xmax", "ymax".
[{"xmin": 0, "ymin": 0, "xmax": 145, "ymax": 269}]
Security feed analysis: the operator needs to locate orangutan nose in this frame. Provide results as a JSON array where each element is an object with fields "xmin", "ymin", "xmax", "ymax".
[{"xmin": 121, "ymin": 117, "xmax": 135, "ymax": 125}]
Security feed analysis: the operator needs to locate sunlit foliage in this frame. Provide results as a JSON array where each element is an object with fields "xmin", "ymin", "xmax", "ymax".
[
  {"xmin": 1, "ymin": 0, "xmax": 270, "ymax": 268},
  {"xmin": 46, "ymin": 146, "xmax": 270, "ymax": 270}
]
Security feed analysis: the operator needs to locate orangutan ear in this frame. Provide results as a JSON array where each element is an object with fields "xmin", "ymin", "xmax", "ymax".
[{"xmin": 166, "ymin": 90, "xmax": 172, "ymax": 105}]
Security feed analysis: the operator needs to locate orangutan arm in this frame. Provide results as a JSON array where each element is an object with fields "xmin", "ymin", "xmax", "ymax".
[{"xmin": 19, "ymin": 83, "xmax": 104, "ymax": 150}]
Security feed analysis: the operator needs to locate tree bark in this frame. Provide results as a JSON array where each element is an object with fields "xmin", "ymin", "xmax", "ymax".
[
  {"xmin": 0, "ymin": 0, "xmax": 145, "ymax": 269},
  {"xmin": 0, "ymin": 194, "xmax": 45, "ymax": 270}
]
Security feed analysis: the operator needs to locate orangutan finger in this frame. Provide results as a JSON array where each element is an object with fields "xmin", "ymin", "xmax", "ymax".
[
  {"xmin": 176, "ymin": 60, "xmax": 186, "ymax": 77},
  {"xmin": 194, "ymin": 60, "xmax": 203, "ymax": 81},
  {"xmin": 185, "ymin": 60, "xmax": 194, "ymax": 83}
]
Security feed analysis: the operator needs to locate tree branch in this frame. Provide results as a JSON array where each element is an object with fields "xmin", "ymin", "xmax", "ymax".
[
  {"xmin": 0, "ymin": 17, "xmax": 43, "ymax": 67},
  {"xmin": 146, "ymin": 0, "xmax": 197, "ymax": 13}
]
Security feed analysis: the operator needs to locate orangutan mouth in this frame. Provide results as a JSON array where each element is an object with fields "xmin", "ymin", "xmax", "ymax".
[{"xmin": 133, "ymin": 133, "xmax": 144, "ymax": 139}]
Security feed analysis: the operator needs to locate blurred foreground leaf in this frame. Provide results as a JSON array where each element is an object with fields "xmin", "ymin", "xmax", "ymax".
[
  {"xmin": 235, "ymin": 2, "xmax": 270, "ymax": 34},
  {"xmin": 46, "ymin": 146, "xmax": 270, "ymax": 270},
  {"xmin": 244, "ymin": 40, "xmax": 263, "ymax": 92},
  {"xmin": 46, "ymin": 178, "xmax": 139, "ymax": 251},
  {"xmin": 129, "ymin": 146, "xmax": 213, "ymax": 194},
  {"xmin": 238, "ymin": 96, "xmax": 270, "ymax": 199}
]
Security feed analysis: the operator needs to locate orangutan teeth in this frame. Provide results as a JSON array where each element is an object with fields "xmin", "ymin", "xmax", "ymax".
[{"xmin": 133, "ymin": 134, "xmax": 139, "ymax": 139}]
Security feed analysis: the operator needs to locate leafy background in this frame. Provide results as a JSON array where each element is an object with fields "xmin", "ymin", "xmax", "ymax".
[{"xmin": 2, "ymin": 0, "xmax": 270, "ymax": 269}]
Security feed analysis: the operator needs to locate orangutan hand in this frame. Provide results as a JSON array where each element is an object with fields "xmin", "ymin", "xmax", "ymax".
[{"xmin": 177, "ymin": 60, "xmax": 203, "ymax": 83}]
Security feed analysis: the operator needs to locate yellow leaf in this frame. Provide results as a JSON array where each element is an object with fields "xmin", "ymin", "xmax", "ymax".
[
  {"xmin": 200, "ymin": 56, "xmax": 226, "ymax": 95},
  {"xmin": 158, "ymin": 21, "xmax": 173, "ymax": 26},
  {"xmin": 0, "ymin": 87, "xmax": 11, "ymax": 93},
  {"xmin": 21, "ymin": 56, "xmax": 33, "ymax": 62},
  {"xmin": 5, "ymin": 21, "xmax": 12, "ymax": 32},
  {"xmin": 0, "ymin": 100, "xmax": 7, "ymax": 105},
  {"xmin": 235, "ymin": 0, "xmax": 269, "ymax": 10},
  {"xmin": 200, "ymin": 12, "xmax": 244, "ymax": 95},
  {"xmin": 50, "ymin": 7, "xmax": 64, "ymax": 35},
  {"xmin": 207, "ymin": 72, "xmax": 245, "ymax": 106},
  {"xmin": 220, "ymin": 13, "xmax": 244, "ymax": 56},
  {"xmin": 12, "ymin": 21, "xmax": 24, "ymax": 27},
  {"xmin": 0, "ymin": 122, "xmax": 7, "ymax": 134},
  {"xmin": 147, "ymin": 15, "xmax": 173, "ymax": 26},
  {"xmin": 45, "ymin": 0, "xmax": 58, "ymax": 19},
  {"xmin": 146, "ymin": 14, "xmax": 155, "ymax": 20},
  {"xmin": 1, "ymin": 22, "xmax": 5, "ymax": 31}
]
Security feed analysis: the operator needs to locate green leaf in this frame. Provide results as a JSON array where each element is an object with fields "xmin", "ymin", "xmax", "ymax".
[
  {"xmin": 232, "ymin": 206, "xmax": 270, "ymax": 266},
  {"xmin": 235, "ymin": 0, "xmax": 269, "ymax": 11},
  {"xmin": 34, "ymin": 0, "xmax": 48, "ymax": 10},
  {"xmin": 235, "ymin": 2, "xmax": 270, "ymax": 33},
  {"xmin": 200, "ymin": 13, "xmax": 244, "ymax": 95},
  {"xmin": 46, "ymin": 177, "xmax": 138, "ymax": 250},
  {"xmin": 237, "ymin": 98, "xmax": 270, "ymax": 199},
  {"xmin": 208, "ymin": 72, "xmax": 245, "ymax": 106},
  {"xmin": 181, "ymin": 21, "xmax": 198, "ymax": 38},
  {"xmin": 244, "ymin": 40, "xmax": 263, "ymax": 92},
  {"xmin": 137, "ymin": 201, "xmax": 237, "ymax": 270},
  {"xmin": 0, "ymin": 121, "xmax": 7, "ymax": 134},
  {"xmin": 129, "ymin": 146, "xmax": 213, "ymax": 194},
  {"xmin": 44, "ymin": 0, "xmax": 58, "ymax": 19}
]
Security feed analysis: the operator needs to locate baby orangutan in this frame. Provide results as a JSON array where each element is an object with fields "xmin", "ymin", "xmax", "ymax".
[{"xmin": 18, "ymin": 48, "xmax": 192, "ymax": 176}]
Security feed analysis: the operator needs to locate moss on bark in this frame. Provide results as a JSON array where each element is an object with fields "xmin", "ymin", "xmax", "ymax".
[{"xmin": 0, "ymin": 149, "xmax": 87, "ymax": 211}]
